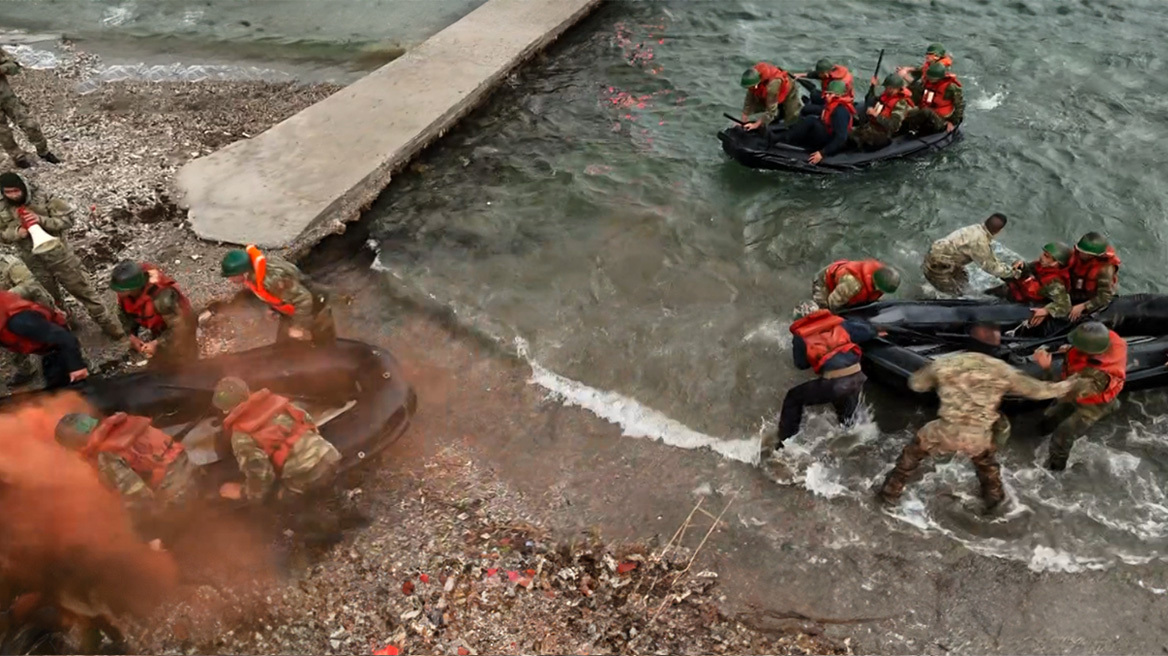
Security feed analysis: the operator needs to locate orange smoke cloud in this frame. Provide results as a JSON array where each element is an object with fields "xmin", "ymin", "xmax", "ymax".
[{"xmin": 0, "ymin": 392, "xmax": 179, "ymax": 620}]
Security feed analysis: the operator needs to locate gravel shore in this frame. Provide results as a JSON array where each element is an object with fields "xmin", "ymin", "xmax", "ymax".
[{"xmin": 0, "ymin": 43, "xmax": 844, "ymax": 654}]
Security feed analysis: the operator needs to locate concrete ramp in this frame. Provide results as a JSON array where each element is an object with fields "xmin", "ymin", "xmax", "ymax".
[{"xmin": 177, "ymin": 0, "xmax": 600, "ymax": 249}]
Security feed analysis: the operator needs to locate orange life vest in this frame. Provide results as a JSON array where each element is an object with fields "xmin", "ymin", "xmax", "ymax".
[
  {"xmin": 244, "ymin": 245, "xmax": 296, "ymax": 315},
  {"xmin": 820, "ymin": 95, "xmax": 856, "ymax": 135},
  {"xmin": 820, "ymin": 65, "xmax": 855, "ymax": 99},
  {"xmin": 0, "ymin": 289, "xmax": 66, "ymax": 355},
  {"xmin": 920, "ymin": 74, "xmax": 961, "ymax": 118},
  {"xmin": 1068, "ymin": 246, "xmax": 1121, "ymax": 298},
  {"xmin": 824, "ymin": 259, "xmax": 885, "ymax": 305},
  {"xmin": 1063, "ymin": 331, "xmax": 1127, "ymax": 405},
  {"xmin": 749, "ymin": 62, "xmax": 793, "ymax": 104},
  {"xmin": 789, "ymin": 310, "xmax": 861, "ymax": 374},
  {"xmin": 872, "ymin": 87, "xmax": 915, "ymax": 120},
  {"xmin": 81, "ymin": 413, "xmax": 184, "ymax": 488},
  {"xmin": 1006, "ymin": 262, "xmax": 1070, "ymax": 303},
  {"xmin": 118, "ymin": 263, "xmax": 193, "ymax": 333},
  {"xmin": 922, "ymin": 53, "xmax": 954, "ymax": 71},
  {"xmin": 222, "ymin": 389, "xmax": 315, "ymax": 473}
]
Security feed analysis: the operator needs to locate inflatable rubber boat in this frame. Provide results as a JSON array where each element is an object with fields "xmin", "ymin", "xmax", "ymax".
[
  {"xmin": 838, "ymin": 294, "xmax": 1168, "ymax": 397},
  {"xmin": 0, "ymin": 338, "xmax": 417, "ymax": 487},
  {"xmin": 717, "ymin": 119, "xmax": 963, "ymax": 174}
]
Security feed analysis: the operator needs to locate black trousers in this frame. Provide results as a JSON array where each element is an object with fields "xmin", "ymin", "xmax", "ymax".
[
  {"xmin": 782, "ymin": 118, "xmax": 831, "ymax": 152},
  {"xmin": 777, "ymin": 371, "xmax": 866, "ymax": 442},
  {"xmin": 41, "ymin": 349, "xmax": 71, "ymax": 390}
]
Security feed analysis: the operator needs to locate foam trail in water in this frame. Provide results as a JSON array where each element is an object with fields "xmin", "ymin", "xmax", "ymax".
[{"xmin": 973, "ymin": 91, "xmax": 1006, "ymax": 111}]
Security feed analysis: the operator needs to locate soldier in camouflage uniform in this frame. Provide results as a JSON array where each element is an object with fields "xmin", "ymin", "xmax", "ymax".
[
  {"xmin": 896, "ymin": 43, "xmax": 954, "ymax": 84},
  {"xmin": 1033, "ymin": 322, "xmax": 1126, "ymax": 471},
  {"xmin": 110, "ymin": 260, "xmax": 198, "ymax": 370},
  {"xmin": 922, "ymin": 213, "xmax": 1022, "ymax": 295},
  {"xmin": 1066, "ymin": 232, "xmax": 1120, "ymax": 321},
  {"xmin": 878, "ymin": 322, "xmax": 1078, "ymax": 510},
  {"xmin": 987, "ymin": 242, "xmax": 1074, "ymax": 328},
  {"xmin": 54, "ymin": 412, "xmax": 197, "ymax": 516},
  {"xmin": 903, "ymin": 62, "xmax": 964, "ymax": 134},
  {"xmin": 221, "ymin": 247, "xmax": 336, "ymax": 346},
  {"xmin": 0, "ymin": 173, "xmax": 124, "ymax": 338},
  {"xmin": 0, "ymin": 251, "xmax": 58, "ymax": 385},
  {"xmin": 811, "ymin": 259, "xmax": 900, "ymax": 311},
  {"xmin": 212, "ymin": 376, "xmax": 341, "ymax": 504},
  {"xmin": 0, "ymin": 50, "xmax": 60, "ymax": 168},
  {"xmin": 851, "ymin": 74, "xmax": 914, "ymax": 151},
  {"xmin": 739, "ymin": 64, "xmax": 803, "ymax": 130}
]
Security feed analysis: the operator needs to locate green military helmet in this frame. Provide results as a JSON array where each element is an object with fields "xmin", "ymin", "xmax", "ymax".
[
  {"xmin": 221, "ymin": 249, "xmax": 252, "ymax": 277},
  {"xmin": 110, "ymin": 260, "xmax": 147, "ymax": 292},
  {"xmin": 1042, "ymin": 241, "xmax": 1073, "ymax": 266},
  {"xmin": 56, "ymin": 413, "xmax": 99, "ymax": 450},
  {"xmin": 791, "ymin": 300, "xmax": 820, "ymax": 320},
  {"xmin": 741, "ymin": 67, "xmax": 762, "ymax": 88},
  {"xmin": 825, "ymin": 80, "xmax": 849, "ymax": 96},
  {"xmin": 213, "ymin": 376, "xmax": 252, "ymax": 412},
  {"xmin": 926, "ymin": 43, "xmax": 947, "ymax": 57},
  {"xmin": 873, "ymin": 266, "xmax": 901, "ymax": 294},
  {"xmin": 814, "ymin": 58, "xmax": 835, "ymax": 75},
  {"xmin": 1068, "ymin": 321, "xmax": 1111, "ymax": 354},
  {"xmin": 925, "ymin": 62, "xmax": 949, "ymax": 80},
  {"xmin": 1075, "ymin": 231, "xmax": 1109, "ymax": 256},
  {"xmin": 882, "ymin": 73, "xmax": 906, "ymax": 89}
]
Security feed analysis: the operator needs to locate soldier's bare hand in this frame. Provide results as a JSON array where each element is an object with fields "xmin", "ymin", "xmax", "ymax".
[
  {"xmin": 1028, "ymin": 308, "xmax": 1049, "ymax": 327},
  {"xmin": 1033, "ymin": 348, "xmax": 1053, "ymax": 369},
  {"xmin": 69, "ymin": 368, "xmax": 89, "ymax": 382},
  {"xmin": 287, "ymin": 326, "xmax": 310, "ymax": 341},
  {"xmin": 744, "ymin": 120, "xmax": 764, "ymax": 131},
  {"xmin": 1068, "ymin": 303, "xmax": 1088, "ymax": 321},
  {"xmin": 946, "ymin": 122, "xmax": 956, "ymax": 133},
  {"xmin": 16, "ymin": 227, "xmax": 27, "ymax": 238},
  {"xmin": 219, "ymin": 482, "xmax": 243, "ymax": 500},
  {"xmin": 141, "ymin": 341, "xmax": 158, "ymax": 357},
  {"xmin": 808, "ymin": 151, "xmax": 824, "ymax": 165}
]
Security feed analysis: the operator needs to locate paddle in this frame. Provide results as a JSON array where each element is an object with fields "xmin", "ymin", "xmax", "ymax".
[
  {"xmin": 723, "ymin": 112, "xmax": 746, "ymax": 126},
  {"xmin": 154, "ymin": 383, "xmax": 335, "ymax": 406},
  {"xmin": 868, "ymin": 48, "xmax": 885, "ymax": 97}
]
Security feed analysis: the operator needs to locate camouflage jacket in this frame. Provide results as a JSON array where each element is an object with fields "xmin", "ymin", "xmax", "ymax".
[
  {"xmin": 95, "ymin": 451, "xmax": 194, "ymax": 513},
  {"xmin": 0, "ymin": 49, "xmax": 20, "ymax": 77},
  {"xmin": 925, "ymin": 224, "xmax": 1018, "ymax": 281},
  {"xmin": 0, "ymin": 178, "xmax": 75, "ymax": 254},
  {"xmin": 249, "ymin": 254, "xmax": 317, "ymax": 330},
  {"xmin": 911, "ymin": 78, "xmax": 965, "ymax": 125},
  {"xmin": 1020, "ymin": 261, "xmax": 1072, "ymax": 318},
  {"xmin": 910, "ymin": 352, "xmax": 1076, "ymax": 431},
  {"xmin": 742, "ymin": 78, "xmax": 797, "ymax": 126},
  {"xmin": 0, "ymin": 253, "xmax": 55, "ymax": 308},
  {"xmin": 1044, "ymin": 359, "xmax": 1111, "ymax": 402},
  {"xmin": 813, "ymin": 268, "xmax": 865, "ymax": 311},
  {"xmin": 871, "ymin": 95, "xmax": 912, "ymax": 134},
  {"xmin": 230, "ymin": 404, "xmax": 325, "ymax": 501},
  {"xmin": 1078, "ymin": 263, "xmax": 1118, "ymax": 313}
]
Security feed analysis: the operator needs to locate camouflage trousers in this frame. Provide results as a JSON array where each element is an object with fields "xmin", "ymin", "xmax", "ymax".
[
  {"xmin": 878, "ymin": 416, "xmax": 1007, "ymax": 509},
  {"xmin": 157, "ymin": 452, "xmax": 198, "ymax": 507},
  {"xmin": 20, "ymin": 242, "xmax": 123, "ymax": 337},
  {"xmin": 1040, "ymin": 399, "xmax": 1118, "ymax": 470},
  {"xmin": 922, "ymin": 254, "xmax": 969, "ymax": 295},
  {"xmin": 902, "ymin": 108, "xmax": 952, "ymax": 136},
  {"xmin": 0, "ymin": 80, "xmax": 48, "ymax": 158},
  {"xmin": 849, "ymin": 124, "xmax": 893, "ymax": 152}
]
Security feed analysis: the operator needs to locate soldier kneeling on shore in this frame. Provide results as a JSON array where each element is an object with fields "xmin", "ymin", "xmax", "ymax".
[{"xmin": 220, "ymin": 246, "xmax": 336, "ymax": 346}]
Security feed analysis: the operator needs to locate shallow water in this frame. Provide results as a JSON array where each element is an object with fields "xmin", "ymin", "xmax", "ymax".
[{"xmin": 366, "ymin": 0, "xmax": 1168, "ymax": 568}]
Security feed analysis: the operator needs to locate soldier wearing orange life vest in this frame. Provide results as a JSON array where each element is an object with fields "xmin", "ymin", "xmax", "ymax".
[
  {"xmin": 794, "ymin": 58, "xmax": 855, "ymax": 111},
  {"xmin": 739, "ymin": 63, "xmax": 803, "ymax": 129},
  {"xmin": 110, "ymin": 260, "xmax": 197, "ymax": 369},
  {"xmin": 211, "ymin": 376, "xmax": 341, "ymax": 503},
  {"xmin": 778, "ymin": 80, "xmax": 855, "ymax": 165},
  {"xmin": 897, "ymin": 43, "xmax": 954, "ymax": 83},
  {"xmin": 903, "ymin": 62, "xmax": 964, "ymax": 135},
  {"xmin": 1066, "ymin": 232, "xmax": 1121, "ymax": 321},
  {"xmin": 1033, "ymin": 322, "xmax": 1126, "ymax": 471},
  {"xmin": 54, "ymin": 412, "xmax": 196, "ymax": 514},
  {"xmin": 769, "ymin": 303, "xmax": 883, "ymax": 454},
  {"xmin": 851, "ymin": 74, "xmax": 915, "ymax": 151},
  {"xmin": 811, "ymin": 258, "xmax": 901, "ymax": 311},
  {"xmin": 0, "ymin": 288, "xmax": 86, "ymax": 389},
  {"xmin": 220, "ymin": 246, "xmax": 336, "ymax": 346},
  {"xmin": 990, "ymin": 242, "xmax": 1073, "ymax": 327}
]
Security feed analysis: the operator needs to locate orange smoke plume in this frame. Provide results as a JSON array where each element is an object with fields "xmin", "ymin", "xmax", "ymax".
[{"xmin": 0, "ymin": 392, "xmax": 179, "ymax": 620}]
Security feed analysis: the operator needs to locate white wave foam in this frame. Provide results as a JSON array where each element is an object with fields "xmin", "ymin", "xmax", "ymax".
[
  {"xmin": 973, "ymin": 91, "xmax": 1006, "ymax": 111},
  {"xmin": 804, "ymin": 462, "xmax": 848, "ymax": 498},
  {"xmin": 1138, "ymin": 580, "xmax": 1167, "ymax": 595},
  {"xmin": 1, "ymin": 44, "xmax": 62, "ymax": 70},
  {"xmin": 1028, "ymin": 546, "xmax": 1109, "ymax": 573},
  {"xmin": 519, "ymin": 338, "xmax": 761, "ymax": 464}
]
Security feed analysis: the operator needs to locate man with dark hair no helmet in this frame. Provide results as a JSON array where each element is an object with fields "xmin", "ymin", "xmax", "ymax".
[{"xmin": 922, "ymin": 213, "xmax": 1022, "ymax": 295}]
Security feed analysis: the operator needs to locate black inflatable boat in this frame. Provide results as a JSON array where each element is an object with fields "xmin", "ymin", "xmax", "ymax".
[
  {"xmin": 1, "ymin": 339, "xmax": 417, "ymax": 485},
  {"xmin": 839, "ymin": 294, "xmax": 1168, "ymax": 398},
  {"xmin": 718, "ymin": 120, "xmax": 962, "ymax": 174}
]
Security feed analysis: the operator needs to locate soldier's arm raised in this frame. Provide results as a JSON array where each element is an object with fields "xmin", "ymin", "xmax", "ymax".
[{"xmin": 826, "ymin": 273, "xmax": 863, "ymax": 310}]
